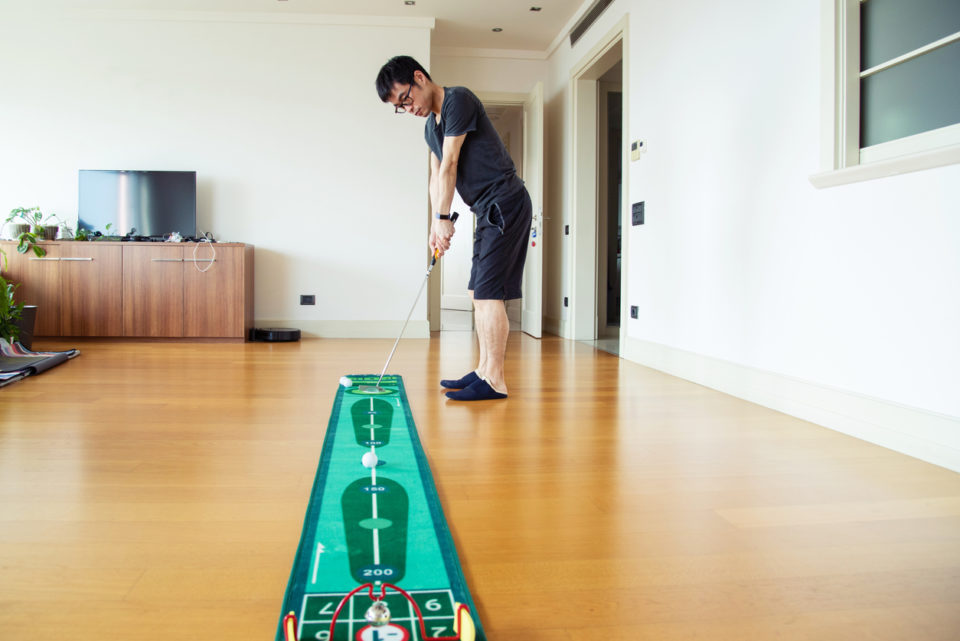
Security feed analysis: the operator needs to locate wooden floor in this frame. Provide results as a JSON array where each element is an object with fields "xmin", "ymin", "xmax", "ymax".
[{"xmin": 2, "ymin": 333, "xmax": 959, "ymax": 640}]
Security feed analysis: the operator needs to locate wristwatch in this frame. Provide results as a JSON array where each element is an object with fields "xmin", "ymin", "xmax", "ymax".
[{"xmin": 434, "ymin": 213, "xmax": 452, "ymax": 220}]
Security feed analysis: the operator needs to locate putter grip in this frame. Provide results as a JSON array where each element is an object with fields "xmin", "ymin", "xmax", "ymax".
[{"xmin": 431, "ymin": 212, "xmax": 460, "ymax": 263}]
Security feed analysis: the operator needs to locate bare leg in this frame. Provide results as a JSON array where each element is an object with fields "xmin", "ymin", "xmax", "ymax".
[
  {"xmin": 472, "ymin": 298, "xmax": 509, "ymax": 394},
  {"xmin": 469, "ymin": 290, "xmax": 487, "ymax": 377}
]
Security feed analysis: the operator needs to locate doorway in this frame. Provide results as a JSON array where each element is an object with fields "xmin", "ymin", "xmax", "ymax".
[
  {"xmin": 569, "ymin": 21, "xmax": 626, "ymax": 353},
  {"xmin": 439, "ymin": 103, "xmax": 525, "ymax": 332},
  {"xmin": 596, "ymin": 63, "xmax": 622, "ymax": 355},
  {"xmin": 434, "ymin": 83, "xmax": 544, "ymax": 340}
]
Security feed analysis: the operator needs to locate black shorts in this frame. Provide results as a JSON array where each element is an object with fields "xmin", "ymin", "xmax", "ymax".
[{"xmin": 468, "ymin": 188, "xmax": 533, "ymax": 300}]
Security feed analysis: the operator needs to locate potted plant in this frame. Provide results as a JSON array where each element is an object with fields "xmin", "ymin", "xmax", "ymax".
[
  {"xmin": 5, "ymin": 207, "xmax": 57, "ymax": 256},
  {"xmin": 0, "ymin": 274, "xmax": 25, "ymax": 346},
  {"xmin": 39, "ymin": 213, "xmax": 65, "ymax": 241},
  {"xmin": 0, "ymin": 246, "xmax": 37, "ymax": 349}
]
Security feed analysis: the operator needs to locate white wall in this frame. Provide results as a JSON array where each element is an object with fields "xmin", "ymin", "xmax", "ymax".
[
  {"xmin": 431, "ymin": 50, "xmax": 547, "ymax": 95},
  {"xmin": 545, "ymin": 0, "xmax": 960, "ymax": 469},
  {"xmin": 0, "ymin": 10, "xmax": 433, "ymax": 336}
]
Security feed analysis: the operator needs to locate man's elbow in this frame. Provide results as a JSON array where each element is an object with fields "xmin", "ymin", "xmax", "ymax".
[{"xmin": 441, "ymin": 160, "xmax": 458, "ymax": 180}]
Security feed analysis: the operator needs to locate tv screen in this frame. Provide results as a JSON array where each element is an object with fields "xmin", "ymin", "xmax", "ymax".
[{"xmin": 78, "ymin": 170, "xmax": 197, "ymax": 238}]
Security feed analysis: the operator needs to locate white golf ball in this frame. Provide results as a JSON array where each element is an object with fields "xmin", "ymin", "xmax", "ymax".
[
  {"xmin": 361, "ymin": 452, "xmax": 379, "ymax": 468},
  {"xmin": 339, "ymin": 376, "xmax": 352, "ymax": 387}
]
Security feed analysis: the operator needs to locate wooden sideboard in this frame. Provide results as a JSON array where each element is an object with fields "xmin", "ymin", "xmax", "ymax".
[{"xmin": 0, "ymin": 241, "xmax": 254, "ymax": 339}]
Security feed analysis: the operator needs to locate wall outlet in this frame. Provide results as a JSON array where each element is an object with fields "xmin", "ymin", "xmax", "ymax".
[
  {"xmin": 632, "ymin": 201, "xmax": 645, "ymax": 226},
  {"xmin": 630, "ymin": 305, "xmax": 638, "ymax": 319},
  {"xmin": 300, "ymin": 295, "xmax": 315, "ymax": 305}
]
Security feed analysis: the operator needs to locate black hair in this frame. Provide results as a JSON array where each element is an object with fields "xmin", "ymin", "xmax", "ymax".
[{"xmin": 375, "ymin": 55, "xmax": 432, "ymax": 103}]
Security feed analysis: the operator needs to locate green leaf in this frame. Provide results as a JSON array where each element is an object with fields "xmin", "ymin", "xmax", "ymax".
[{"xmin": 0, "ymin": 274, "xmax": 24, "ymax": 343}]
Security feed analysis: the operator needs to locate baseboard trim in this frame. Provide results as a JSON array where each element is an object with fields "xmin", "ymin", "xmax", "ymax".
[
  {"xmin": 441, "ymin": 294, "xmax": 473, "ymax": 311},
  {"xmin": 255, "ymin": 320, "xmax": 430, "ymax": 339},
  {"xmin": 544, "ymin": 316, "xmax": 567, "ymax": 338},
  {"xmin": 621, "ymin": 336, "xmax": 960, "ymax": 473}
]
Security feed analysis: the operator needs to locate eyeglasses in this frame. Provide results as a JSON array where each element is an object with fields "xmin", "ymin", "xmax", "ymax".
[{"xmin": 394, "ymin": 84, "xmax": 414, "ymax": 114}]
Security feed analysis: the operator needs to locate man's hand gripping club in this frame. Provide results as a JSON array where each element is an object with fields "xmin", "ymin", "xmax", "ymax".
[{"xmin": 429, "ymin": 213, "xmax": 458, "ymax": 259}]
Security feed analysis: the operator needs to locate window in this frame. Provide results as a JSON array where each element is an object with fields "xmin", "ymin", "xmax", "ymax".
[{"xmin": 812, "ymin": 0, "xmax": 960, "ymax": 187}]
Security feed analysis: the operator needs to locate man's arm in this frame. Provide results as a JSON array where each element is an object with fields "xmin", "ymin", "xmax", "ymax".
[
  {"xmin": 429, "ymin": 151, "xmax": 441, "ymax": 217},
  {"xmin": 429, "ymin": 133, "xmax": 466, "ymax": 257}
]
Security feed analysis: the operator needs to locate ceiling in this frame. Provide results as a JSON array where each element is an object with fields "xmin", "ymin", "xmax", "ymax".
[{"xmin": 13, "ymin": 0, "xmax": 588, "ymax": 52}]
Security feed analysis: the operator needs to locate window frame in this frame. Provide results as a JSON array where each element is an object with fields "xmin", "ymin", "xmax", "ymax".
[{"xmin": 810, "ymin": 0, "xmax": 960, "ymax": 188}]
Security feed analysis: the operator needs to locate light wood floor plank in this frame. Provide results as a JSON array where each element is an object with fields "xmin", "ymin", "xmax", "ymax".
[{"xmin": 1, "ymin": 334, "xmax": 958, "ymax": 640}]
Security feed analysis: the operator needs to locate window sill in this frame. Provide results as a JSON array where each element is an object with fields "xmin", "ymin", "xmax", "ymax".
[{"xmin": 809, "ymin": 144, "xmax": 960, "ymax": 189}]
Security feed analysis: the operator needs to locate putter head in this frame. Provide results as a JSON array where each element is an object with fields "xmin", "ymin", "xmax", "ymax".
[{"xmin": 357, "ymin": 384, "xmax": 390, "ymax": 394}]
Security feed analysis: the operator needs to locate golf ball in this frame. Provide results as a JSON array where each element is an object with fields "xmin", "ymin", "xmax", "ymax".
[
  {"xmin": 339, "ymin": 376, "xmax": 352, "ymax": 387},
  {"xmin": 361, "ymin": 452, "xmax": 379, "ymax": 468},
  {"xmin": 365, "ymin": 600, "xmax": 391, "ymax": 626}
]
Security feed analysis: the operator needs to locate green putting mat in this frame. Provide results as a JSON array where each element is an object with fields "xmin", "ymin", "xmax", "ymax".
[{"xmin": 276, "ymin": 375, "xmax": 485, "ymax": 641}]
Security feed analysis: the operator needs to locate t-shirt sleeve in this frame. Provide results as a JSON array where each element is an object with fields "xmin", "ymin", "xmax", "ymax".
[
  {"xmin": 442, "ymin": 88, "xmax": 479, "ymax": 137},
  {"xmin": 424, "ymin": 119, "xmax": 441, "ymax": 158}
]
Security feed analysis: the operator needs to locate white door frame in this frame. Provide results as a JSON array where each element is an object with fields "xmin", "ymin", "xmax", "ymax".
[{"xmin": 569, "ymin": 17, "xmax": 629, "ymax": 342}]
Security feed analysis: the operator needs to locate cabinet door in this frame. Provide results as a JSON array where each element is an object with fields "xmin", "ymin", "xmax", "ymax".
[
  {"xmin": 122, "ymin": 245, "xmax": 183, "ymax": 337},
  {"xmin": 60, "ymin": 244, "xmax": 123, "ymax": 336},
  {"xmin": 5, "ymin": 242, "xmax": 61, "ymax": 337},
  {"xmin": 183, "ymin": 245, "xmax": 243, "ymax": 337}
]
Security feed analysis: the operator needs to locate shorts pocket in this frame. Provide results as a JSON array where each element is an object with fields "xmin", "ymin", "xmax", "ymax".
[{"xmin": 485, "ymin": 203, "xmax": 504, "ymax": 234}]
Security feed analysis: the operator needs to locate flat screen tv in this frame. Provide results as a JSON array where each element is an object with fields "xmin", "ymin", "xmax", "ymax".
[{"xmin": 78, "ymin": 170, "xmax": 197, "ymax": 238}]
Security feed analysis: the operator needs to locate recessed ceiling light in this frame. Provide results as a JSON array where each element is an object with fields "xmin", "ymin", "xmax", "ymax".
[{"xmin": 492, "ymin": 27, "xmax": 503, "ymax": 32}]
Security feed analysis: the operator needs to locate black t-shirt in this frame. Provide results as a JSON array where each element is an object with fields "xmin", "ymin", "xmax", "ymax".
[{"xmin": 424, "ymin": 86, "xmax": 524, "ymax": 213}]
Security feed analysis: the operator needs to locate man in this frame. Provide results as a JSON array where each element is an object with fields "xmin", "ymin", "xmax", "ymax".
[{"xmin": 376, "ymin": 55, "xmax": 532, "ymax": 401}]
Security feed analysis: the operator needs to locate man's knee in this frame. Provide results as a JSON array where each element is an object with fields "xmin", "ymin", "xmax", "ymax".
[{"xmin": 473, "ymin": 298, "xmax": 504, "ymax": 312}]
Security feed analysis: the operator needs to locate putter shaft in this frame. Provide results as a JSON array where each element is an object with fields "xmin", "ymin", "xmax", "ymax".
[
  {"xmin": 373, "ymin": 262, "xmax": 434, "ymax": 388},
  {"xmin": 373, "ymin": 213, "xmax": 458, "ymax": 389}
]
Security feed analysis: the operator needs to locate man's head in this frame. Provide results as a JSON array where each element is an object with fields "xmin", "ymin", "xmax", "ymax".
[{"xmin": 376, "ymin": 55, "xmax": 435, "ymax": 117}]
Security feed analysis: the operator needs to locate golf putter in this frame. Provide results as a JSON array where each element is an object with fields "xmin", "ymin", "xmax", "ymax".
[{"xmin": 360, "ymin": 212, "xmax": 459, "ymax": 394}]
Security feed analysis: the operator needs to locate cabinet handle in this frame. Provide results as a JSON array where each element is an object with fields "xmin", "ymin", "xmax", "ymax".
[
  {"xmin": 151, "ymin": 258, "xmax": 184, "ymax": 262},
  {"xmin": 29, "ymin": 257, "xmax": 60, "ymax": 261},
  {"xmin": 60, "ymin": 257, "xmax": 94, "ymax": 261},
  {"xmin": 183, "ymin": 259, "xmax": 215, "ymax": 263}
]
